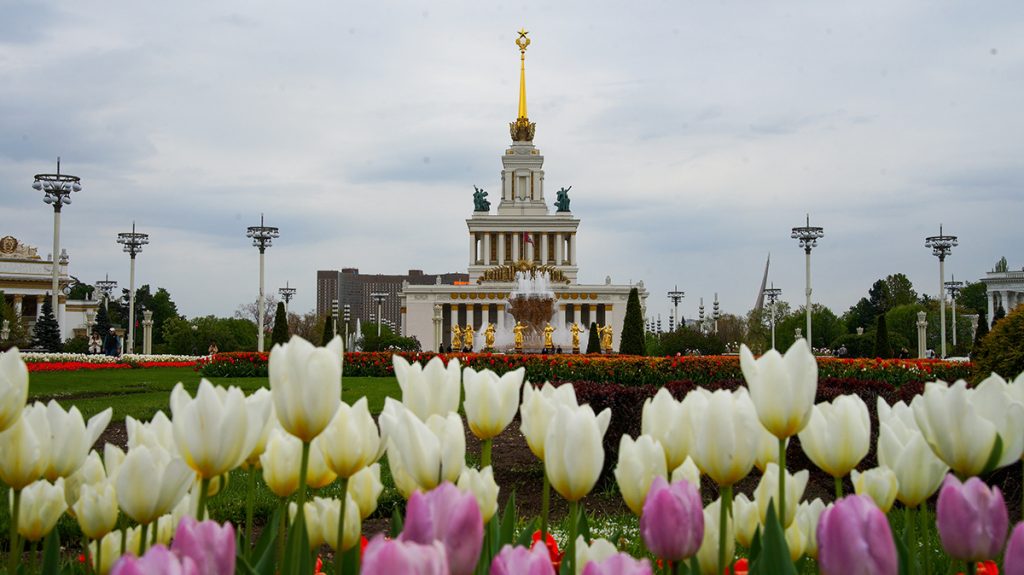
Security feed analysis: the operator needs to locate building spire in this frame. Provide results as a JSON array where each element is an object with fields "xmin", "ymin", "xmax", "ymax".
[{"xmin": 509, "ymin": 28, "xmax": 536, "ymax": 142}]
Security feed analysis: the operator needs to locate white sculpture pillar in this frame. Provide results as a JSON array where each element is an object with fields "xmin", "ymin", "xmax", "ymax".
[
  {"xmin": 0, "ymin": 320, "xmax": 8, "ymax": 342},
  {"xmin": 496, "ymin": 305, "xmax": 505, "ymax": 329},
  {"xmin": 432, "ymin": 304, "xmax": 442, "ymax": 352},
  {"xmin": 483, "ymin": 233, "xmax": 492, "ymax": 266},
  {"xmin": 559, "ymin": 303, "xmax": 566, "ymax": 328},
  {"xmin": 916, "ymin": 311, "xmax": 928, "ymax": 359},
  {"xmin": 1001, "ymin": 291, "xmax": 1010, "ymax": 315},
  {"xmin": 13, "ymin": 295, "xmax": 23, "ymax": 320},
  {"xmin": 540, "ymin": 233, "xmax": 549, "ymax": 265},
  {"xmin": 497, "ymin": 234, "xmax": 506, "ymax": 265},
  {"xmin": 555, "ymin": 233, "xmax": 564, "ymax": 265},
  {"xmin": 526, "ymin": 233, "xmax": 535, "ymax": 262},
  {"xmin": 511, "ymin": 234, "xmax": 520, "ymax": 261},
  {"xmin": 142, "ymin": 310, "xmax": 154, "ymax": 355},
  {"xmin": 469, "ymin": 234, "xmax": 477, "ymax": 265},
  {"xmin": 569, "ymin": 233, "xmax": 577, "ymax": 265},
  {"xmin": 988, "ymin": 290, "xmax": 995, "ymax": 328}
]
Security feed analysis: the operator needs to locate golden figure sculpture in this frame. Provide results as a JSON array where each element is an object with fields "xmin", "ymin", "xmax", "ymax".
[
  {"xmin": 570, "ymin": 322, "xmax": 582, "ymax": 350},
  {"xmin": 451, "ymin": 325, "xmax": 462, "ymax": 350},
  {"xmin": 463, "ymin": 323, "xmax": 474, "ymax": 350},
  {"xmin": 513, "ymin": 321, "xmax": 526, "ymax": 351},
  {"xmin": 543, "ymin": 322, "xmax": 555, "ymax": 350},
  {"xmin": 600, "ymin": 324, "xmax": 614, "ymax": 352},
  {"xmin": 484, "ymin": 323, "xmax": 496, "ymax": 349}
]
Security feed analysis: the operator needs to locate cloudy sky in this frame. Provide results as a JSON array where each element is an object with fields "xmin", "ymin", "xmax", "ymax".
[{"xmin": 2, "ymin": 1, "xmax": 1021, "ymax": 323}]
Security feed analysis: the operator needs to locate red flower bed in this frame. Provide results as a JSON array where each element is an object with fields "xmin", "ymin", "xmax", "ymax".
[{"xmin": 27, "ymin": 360, "xmax": 200, "ymax": 373}]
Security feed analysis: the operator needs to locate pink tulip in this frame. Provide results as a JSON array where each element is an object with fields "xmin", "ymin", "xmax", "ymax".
[
  {"xmin": 490, "ymin": 543, "xmax": 555, "ymax": 575},
  {"xmin": 1005, "ymin": 523, "xmax": 1024, "ymax": 575},
  {"xmin": 361, "ymin": 535, "xmax": 449, "ymax": 575},
  {"xmin": 400, "ymin": 482, "xmax": 483, "ymax": 575},
  {"xmin": 640, "ymin": 476, "xmax": 703, "ymax": 561},
  {"xmin": 817, "ymin": 495, "xmax": 897, "ymax": 575},
  {"xmin": 937, "ymin": 474, "xmax": 1009, "ymax": 562},
  {"xmin": 580, "ymin": 552, "xmax": 653, "ymax": 575},
  {"xmin": 171, "ymin": 517, "xmax": 236, "ymax": 575},
  {"xmin": 110, "ymin": 545, "xmax": 200, "ymax": 575}
]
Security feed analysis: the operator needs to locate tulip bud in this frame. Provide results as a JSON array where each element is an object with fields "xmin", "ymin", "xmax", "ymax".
[
  {"xmin": 545, "ymin": 404, "xmax": 611, "ymax": 502},
  {"xmin": 361, "ymin": 535, "xmax": 449, "ymax": 575},
  {"xmin": 463, "ymin": 366, "xmax": 524, "ymax": 440},
  {"xmin": 574, "ymin": 537, "xmax": 618, "ymax": 575},
  {"xmin": 785, "ymin": 520, "xmax": 806, "ymax": 562},
  {"xmin": 580, "ymin": 552, "xmax": 652, "ymax": 575},
  {"xmin": 690, "ymin": 388, "xmax": 760, "ymax": 487},
  {"xmin": 0, "ymin": 347, "xmax": 29, "ymax": 433},
  {"xmin": 732, "ymin": 493, "xmax": 760, "ymax": 549},
  {"xmin": 640, "ymin": 476, "xmax": 703, "ymax": 562},
  {"xmin": 126, "ymin": 411, "xmax": 175, "ymax": 452},
  {"xmin": 42, "ymin": 401, "xmax": 112, "ymax": 480},
  {"xmin": 401, "ymin": 483, "xmax": 483, "ymax": 575},
  {"xmin": 696, "ymin": 498, "xmax": 734, "ymax": 575},
  {"xmin": 912, "ymin": 381, "xmax": 1002, "ymax": 477},
  {"xmin": 116, "ymin": 445, "xmax": 192, "ymax": 525},
  {"xmin": 458, "ymin": 466, "xmax": 500, "ymax": 523},
  {"xmin": 380, "ymin": 399, "xmax": 465, "ymax": 492},
  {"xmin": 170, "ymin": 380, "xmax": 251, "ymax": 479},
  {"xmin": 490, "ymin": 543, "xmax": 556, "ymax": 575},
  {"xmin": 670, "ymin": 457, "xmax": 701, "ymax": 492},
  {"xmin": 16, "ymin": 477, "xmax": 67, "ymax": 541},
  {"xmin": 241, "ymin": 388, "xmax": 274, "ymax": 468},
  {"xmin": 290, "ymin": 496, "xmax": 360, "ymax": 552},
  {"xmin": 753, "ymin": 462, "xmax": 808, "ymax": 528},
  {"xmin": 0, "ymin": 405, "xmax": 49, "ymax": 489},
  {"xmin": 171, "ymin": 516, "xmax": 236, "ymax": 574},
  {"xmin": 394, "ymin": 355, "xmax": 461, "ymax": 422},
  {"xmin": 348, "ymin": 463, "xmax": 384, "ymax": 519},
  {"xmin": 614, "ymin": 434, "xmax": 667, "ymax": 516},
  {"xmin": 269, "ymin": 335, "xmax": 342, "ymax": 443},
  {"xmin": 876, "ymin": 397, "xmax": 948, "ymax": 508},
  {"xmin": 936, "ymin": 474, "xmax": 1009, "ymax": 562},
  {"xmin": 260, "ymin": 428, "xmax": 301, "ymax": 498},
  {"xmin": 109, "ymin": 545, "xmax": 199, "ymax": 575},
  {"xmin": 520, "ymin": 382, "xmax": 578, "ymax": 461},
  {"xmin": 971, "ymin": 374, "xmax": 1024, "ymax": 468},
  {"xmin": 796, "ymin": 499, "xmax": 828, "ymax": 559},
  {"xmin": 317, "ymin": 397, "xmax": 380, "ymax": 478},
  {"xmin": 741, "ymin": 341, "xmax": 817, "ymax": 439},
  {"xmin": 641, "ymin": 388, "xmax": 690, "ymax": 471},
  {"xmin": 73, "ymin": 481, "xmax": 119, "ymax": 540},
  {"xmin": 851, "ymin": 467, "xmax": 899, "ymax": 513},
  {"xmin": 798, "ymin": 394, "xmax": 870, "ymax": 479},
  {"xmin": 90, "ymin": 530, "xmax": 126, "ymax": 574},
  {"xmin": 1004, "ymin": 522, "xmax": 1024, "ymax": 575},
  {"xmin": 817, "ymin": 495, "xmax": 897, "ymax": 575},
  {"xmin": 65, "ymin": 450, "xmax": 106, "ymax": 510}
]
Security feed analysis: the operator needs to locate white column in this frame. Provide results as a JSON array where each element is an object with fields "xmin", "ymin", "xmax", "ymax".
[
  {"xmin": 36, "ymin": 295, "xmax": 45, "ymax": 320},
  {"xmin": 257, "ymin": 250, "xmax": 265, "ymax": 352},
  {"xmin": 938, "ymin": 258, "xmax": 947, "ymax": 358},
  {"xmin": 496, "ymin": 306, "xmax": 506, "ymax": 329},
  {"xmin": 512, "ymin": 233, "xmax": 520, "ymax": 261},
  {"xmin": 142, "ymin": 310, "xmax": 154, "ymax": 355},
  {"xmin": 13, "ymin": 295, "xmax": 22, "ymax": 320},
  {"xmin": 540, "ymin": 233, "xmax": 549, "ymax": 265},
  {"xmin": 469, "ymin": 234, "xmax": 476, "ymax": 265},
  {"xmin": 569, "ymin": 234, "xmax": 577, "ymax": 265},
  {"xmin": 916, "ymin": 311, "xmax": 928, "ymax": 358},
  {"xmin": 559, "ymin": 304, "xmax": 566, "ymax": 328},
  {"xmin": 51, "ymin": 209, "xmax": 61, "ymax": 335},
  {"xmin": 526, "ymin": 233, "xmax": 535, "ymax": 261},
  {"xmin": 128, "ymin": 256, "xmax": 137, "ymax": 354},
  {"xmin": 805, "ymin": 250, "xmax": 813, "ymax": 348},
  {"xmin": 483, "ymin": 233, "xmax": 492, "ymax": 266},
  {"xmin": 58, "ymin": 298, "xmax": 67, "ymax": 340},
  {"xmin": 1001, "ymin": 290, "xmax": 1009, "ymax": 315},
  {"xmin": 555, "ymin": 233, "xmax": 564, "ymax": 265},
  {"xmin": 497, "ymin": 234, "xmax": 506, "ymax": 265},
  {"xmin": 988, "ymin": 289, "xmax": 995, "ymax": 328}
]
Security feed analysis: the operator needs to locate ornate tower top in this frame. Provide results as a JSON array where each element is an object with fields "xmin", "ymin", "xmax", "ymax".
[{"xmin": 510, "ymin": 28, "xmax": 536, "ymax": 142}]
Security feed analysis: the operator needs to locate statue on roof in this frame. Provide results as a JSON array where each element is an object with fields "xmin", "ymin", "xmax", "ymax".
[
  {"xmin": 555, "ymin": 186, "xmax": 571, "ymax": 212},
  {"xmin": 473, "ymin": 186, "xmax": 491, "ymax": 212}
]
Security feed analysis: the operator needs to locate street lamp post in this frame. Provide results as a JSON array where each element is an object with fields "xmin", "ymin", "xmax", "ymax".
[
  {"xmin": 370, "ymin": 293, "xmax": 387, "ymax": 337},
  {"xmin": 713, "ymin": 293, "xmax": 721, "ymax": 335},
  {"xmin": 945, "ymin": 275, "xmax": 963, "ymax": 350},
  {"xmin": 33, "ymin": 158, "xmax": 82, "ymax": 335},
  {"xmin": 331, "ymin": 300, "xmax": 339, "ymax": 337},
  {"xmin": 247, "ymin": 214, "xmax": 279, "ymax": 352},
  {"xmin": 667, "ymin": 286, "xmax": 685, "ymax": 333},
  {"xmin": 698, "ymin": 298, "xmax": 705, "ymax": 334},
  {"xmin": 96, "ymin": 275, "xmax": 118, "ymax": 311},
  {"xmin": 926, "ymin": 225, "xmax": 958, "ymax": 358},
  {"xmin": 116, "ymin": 223, "xmax": 149, "ymax": 354},
  {"xmin": 343, "ymin": 304, "xmax": 351, "ymax": 351},
  {"xmin": 764, "ymin": 283, "xmax": 783, "ymax": 350},
  {"xmin": 278, "ymin": 282, "xmax": 296, "ymax": 313},
  {"xmin": 791, "ymin": 214, "xmax": 824, "ymax": 349}
]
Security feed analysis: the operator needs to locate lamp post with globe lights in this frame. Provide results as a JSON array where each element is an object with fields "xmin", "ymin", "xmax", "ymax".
[
  {"xmin": 945, "ymin": 275, "xmax": 963, "ymax": 350},
  {"xmin": 791, "ymin": 215, "xmax": 824, "ymax": 349},
  {"xmin": 96, "ymin": 275, "xmax": 118, "ymax": 311},
  {"xmin": 926, "ymin": 225, "xmax": 957, "ymax": 358},
  {"xmin": 116, "ymin": 223, "xmax": 149, "ymax": 354},
  {"xmin": 33, "ymin": 158, "xmax": 82, "ymax": 333},
  {"xmin": 246, "ymin": 214, "xmax": 279, "ymax": 352},
  {"xmin": 370, "ymin": 292, "xmax": 388, "ymax": 337},
  {"xmin": 713, "ymin": 293, "xmax": 721, "ymax": 335},
  {"xmin": 667, "ymin": 286, "xmax": 684, "ymax": 333},
  {"xmin": 278, "ymin": 282, "xmax": 296, "ymax": 313},
  {"xmin": 764, "ymin": 283, "xmax": 783, "ymax": 350}
]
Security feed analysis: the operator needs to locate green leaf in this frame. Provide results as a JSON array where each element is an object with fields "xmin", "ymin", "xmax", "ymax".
[
  {"xmin": 578, "ymin": 510, "xmax": 590, "ymax": 542},
  {"xmin": 41, "ymin": 531, "xmax": 60, "ymax": 575},
  {"xmin": 749, "ymin": 525, "xmax": 763, "ymax": 562},
  {"xmin": 390, "ymin": 507, "xmax": 404, "ymax": 538},
  {"xmin": 499, "ymin": 492, "xmax": 516, "ymax": 546},
  {"xmin": 747, "ymin": 500, "xmax": 796, "ymax": 575},
  {"xmin": 981, "ymin": 434, "xmax": 1004, "ymax": 476},
  {"xmin": 251, "ymin": 504, "xmax": 282, "ymax": 567},
  {"xmin": 234, "ymin": 553, "xmax": 258, "ymax": 575},
  {"xmin": 342, "ymin": 544, "xmax": 360, "ymax": 573},
  {"xmin": 282, "ymin": 514, "xmax": 312, "ymax": 575},
  {"xmin": 895, "ymin": 530, "xmax": 911, "ymax": 575},
  {"xmin": 515, "ymin": 518, "xmax": 538, "ymax": 547}
]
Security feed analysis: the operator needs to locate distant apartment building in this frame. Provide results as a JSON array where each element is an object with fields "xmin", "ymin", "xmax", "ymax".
[{"xmin": 316, "ymin": 268, "xmax": 468, "ymax": 334}]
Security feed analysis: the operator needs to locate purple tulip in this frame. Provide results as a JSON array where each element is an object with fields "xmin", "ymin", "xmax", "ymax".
[
  {"xmin": 640, "ymin": 476, "xmax": 703, "ymax": 561},
  {"xmin": 817, "ymin": 495, "xmax": 898, "ymax": 575},
  {"xmin": 1005, "ymin": 522, "xmax": 1024, "ymax": 575},
  {"xmin": 936, "ymin": 474, "xmax": 1009, "ymax": 561},
  {"xmin": 400, "ymin": 482, "xmax": 483, "ymax": 575},
  {"xmin": 580, "ymin": 552, "xmax": 653, "ymax": 575},
  {"xmin": 110, "ymin": 545, "xmax": 200, "ymax": 575},
  {"xmin": 362, "ymin": 534, "xmax": 450, "ymax": 575},
  {"xmin": 490, "ymin": 543, "xmax": 555, "ymax": 575},
  {"xmin": 171, "ymin": 517, "xmax": 236, "ymax": 575}
]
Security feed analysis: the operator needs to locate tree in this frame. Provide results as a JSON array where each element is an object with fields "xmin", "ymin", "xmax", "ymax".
[
  {"xmin": 586, "ymin": 322, "xmax": 600, "ymax": 354},
  {"xmin": 288, "ymin": 310, "xmax": 324, "ymax": 343},
  {"xmin": 619, "ymin": 287, "xmax": 645, "ymax": 355},
  {"xmin": 873, "ymin": 313, "xmax": 892, "ymax": 358},
  {"xmin": 659, "ymin": 327, "xmax": 726, "ymax": 356},
  {"xmin": 868, "ymin": 279, "xmax": 891, "ymax": 315},
  {"xmin": 993, "ymin": 305, "xmax": 1007, "ymax": 327},
  {"xmin": 775, "ymin": 304, "xmax": 845, "ymax": 351},
  {"xmin": 163, "ymin": 316, "xmax": 258, "ymax": 354},
  {"xmin": 321, "ymin": 310, "xmax": 335, "ymax": 346},
  {"xmin": 148, "ymin": 287, "xmax": 181, "ymax": 345},
  {"xmin": 32, "ymin": 297, "xmax": 62, "ymax": 352},
  {"xmin": 974, "ymin": 304, "xmax": 1024, "ymax": 381},
  {"xmin": 958, "ymin": 281, "xmax": 988, "ymax": 316},
  {"xmin": 271, "ymin": 302, "xmax": 289, "ymax": 347},
  {"xmin": 94, "ymin": 303, "xmax": 112, "ymax": 335},
  {"xmin": 843, "ymin": 298, "xmax": 876, "ymax": 335},
  {"xmin": 973, "ymin": 310, "xmax": 989, "ymax": 357},
  {"xmin": 235, "ymin": 296, "xmax": 279, "ymax": 335},
  {"xmin": 885, "ymin": 274, "xmax": 918, "ymax": 308}
]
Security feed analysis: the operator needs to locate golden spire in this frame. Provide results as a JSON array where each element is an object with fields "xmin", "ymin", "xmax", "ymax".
[{"xmin": 510, "ymin": 28, "xmax": 536, "ymax": 142}]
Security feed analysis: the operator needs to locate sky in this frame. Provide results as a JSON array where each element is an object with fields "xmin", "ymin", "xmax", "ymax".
[{"xmin": 2, "ymin": 1, "xmax": 1022, "ymax": 323}]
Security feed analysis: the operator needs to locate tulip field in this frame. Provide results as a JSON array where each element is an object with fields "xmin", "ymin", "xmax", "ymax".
[{"xmin": 2, "ymin": 338, "xmax": 1024, "ymax": 575}]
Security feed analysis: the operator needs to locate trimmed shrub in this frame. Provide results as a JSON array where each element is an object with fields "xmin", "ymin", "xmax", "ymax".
[
  {"xmin": 618, "ymin": 287, "xmax": 645, "ymax": 355},
  {"xmin": 874, "ymin": 313, "xmax": 892, "ymax": 359},
  {"xmin": 974, "ymin": 304, "xmax": 1024, "ymax": 380},
  {"xmin": 271, "ymin": 302, "xmax": 289, "ymax": 347},
  {"xmin": 586, "ymin": 322, "xmax": 600, "ymax": 354}
]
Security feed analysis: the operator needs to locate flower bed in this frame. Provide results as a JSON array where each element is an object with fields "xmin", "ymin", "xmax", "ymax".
[
  {"xmin": 200, "ymin": 350, "xmax": 973, "ymax": 387},
  {"xmin": 19, "ymin": 352, "xmax": 202, "ymax": 372}
]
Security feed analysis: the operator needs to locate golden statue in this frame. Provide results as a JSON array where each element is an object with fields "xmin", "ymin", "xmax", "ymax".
[
  {"xmin": 484, "ymin": 323, "xmax": 496, "ymax": 349},
  {"xmin": 451, "ymin": 325, "xmax": 462, "ymax": 350},
  {"xmin": 570, "ymin": 322, "xmax": 582, "ymax": 350},
  {"xmin": 543, "ymin": 322, "xmax": 555, "ymax": 350},
  {"xmin": 600, "ymin": 324, "xmax": 614, "ymax": 352},
  {"xmin": 463, "ymin": 323, "xmax": 474, "ymax": 350},
  {"xmin": 513, "ymin": 321, "xmax": 526, "ymax": 351}
]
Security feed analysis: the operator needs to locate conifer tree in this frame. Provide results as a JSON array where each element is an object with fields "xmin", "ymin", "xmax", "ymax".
[
  {"xmin": 32, "ymin": 297, "xmax": 62, "ymax": 352},
  {"xmin": 873, "ymin": 313, "xmax": 892, "ymax": 358},
  {"xmin": 972, "ymin": 310, "xmax": 989, "ymax": 358},
  {"xmin": 585, "ymin": 322, "xmax": 600, "ymax": 354},
  {"xmin": 619, "ymin": 287, "xmax": 646, "ymax": 355},
  {"xmin": 321, "ymin": 310, "xmax": 335, "ymax": 346},
  {"xmin": 271, "ymin": 302, "xmax": 289, "ymax": 347},
  {"xmin": 94, "ymin": 302, "xmax": 112, "ymax": 334}
]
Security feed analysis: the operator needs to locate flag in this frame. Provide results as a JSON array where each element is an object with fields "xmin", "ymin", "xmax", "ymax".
[{"xmin": 522, "ymin": 231, "xmax": 533, "ymax": 244}]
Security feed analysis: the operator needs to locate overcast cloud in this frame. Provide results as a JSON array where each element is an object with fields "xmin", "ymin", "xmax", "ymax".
[{"xmin": 1, "ymin": 0, "xmax": 1021, "ymax": 323}]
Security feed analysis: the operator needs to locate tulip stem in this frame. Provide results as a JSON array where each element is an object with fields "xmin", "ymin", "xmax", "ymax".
[
  {"xmin": 918, "ymin": 505, "xmax": 931, "ymax": 575},
  {"xmin": 778, "ymin": 437, "xmax": 787, "ymax": 530},
  {"xmin": 245, "ymin": 468, "xmax": 256, "ymax": 559},
  {"xmin": 567, "ymin": 500, "xmax": 579, "ymax": 575},
  {"xmin": 334, "ymin": 477, "xmax": 349, "ymax": 575},
  {"xmin": 8, "ymin": 487, "xmax": 21, "ymax": 575},
  {"xmin": 195, "ymin": 477, "xmax": 211, "ymax": 520},
  {"xmin": 718, "ymin": 485, "xmax": 733, "ymax": 575},
  {"xmin": 968, "ymin": 561, "xmax": 975, "ymax": 575},
  {"xmin": 276, "ymin": 497, "xmax": 287, "ymax": 569},
  {"xmin": 540, "ymin": 473, "xmax": 551, "ymax": 549},
  {"xmin": 139, "ymin": 522, "xmax": 149, "ymax": 557},
  {"xmin": 833, "ymin": 476, "xmax": 843, "ymax": 501},
  {"xmin": 904, "ymin": 505, "xmax": 916, "ymax": 575},
  {"xmin": 481, "ymin": 438, "xmax": 492, "ymax": 469},
  {"xmin": 94, "ymin": 537, "xmax": 102, "ymax": 574}
]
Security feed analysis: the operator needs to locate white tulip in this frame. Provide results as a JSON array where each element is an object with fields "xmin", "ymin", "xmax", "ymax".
[
  {"xmin": 379, "ymin": 399, "xmax": 464, "ymax": 491},
  {"xmin": 671, "ymin": 456, "xmax": 701, "ymax": 492},
  {"xmin": 65, "ymin": 450, "xmax": 106, "ymax": 510},
  {"xmin": 463, "ymin": 366, "xmax": 525, "ymax": 440},
  {"xmin": 317, "ymin": 397, "xmax": 381, "ymax": 478},
  {"xmin": 732, "ymin": 493, "xmax": 760, "ymax": 549},
  {"xmin": 796, "ymin": 499, "xmax": 828, "ymax": 559},
  {"xmin": 851, "ymin": 467, "xmax": 899, "ymax": 513},
  {"xmin": 290, "ymin": 496, "xmax": 361, "ymax": 551},
  {"xmin": 103, "ymin": 444, "xmax": 126, "ymax": 481},
  {"xmin": 269, "ymin": 335, "xmax": 342, "ymax": 442},
  {"xmin": 347, "ymin": 463, "xmax": 384, "ymax": 519},
  {"xmin": 393, "ymin": 355, "xmax": 461, "ymax": 421},
  {"xmin": 741, "ymin": 341, "xmax": 817, "ymax": 439},
  {"xmin": 545, "ymin": 403, "xmax": 611, "ymax": 502},
  {"xmin": 876, "ymin": 397, "xmax": 947, "ymax": 507},
  {"xmin": 798, "ymin": 394, "xmax": 870, "ymax": 478},
  {"xmin": 73, "ymin": 481, "xmax": 118, "ymax": 540},
  {"xmin": 785, "ymin": 520, "xmax": 806, "ymax": 562},
  {"xmin": 89, "ymin": 530, "xmax": 126, "ymax": 574},
  {"xmin": 384, "ymin": 444, "xmax": 422, "ymax": 500},
  {"xmin": 912, "ymin": 380, "xmax": 1002, "ymax": 477},
  {"xmin": 520, "ymin": 381, "xmax": 578, "ymax": 461},
  {"xmin": 0, "ymin": 348, "xmax": 29, "ymax": 433},
  {"xmin": 753, "ymin": 462, "xmax": 808, "ymax": 528},
  {"xmin": 0, "ymin": 405, "xmax": 49, "ymax": 490},
  {"xmin": 116, "ymin": 445, "xmax": 192, "ymax": 525},
  {"xmin": 614, "ymin": 434, "xmax": 667, "ymax": 515},
  {"xmin": 641, "ymin": 388, "xmax": 692, "ymax": 471},
  {"xmin": 690, "ymin": 388, "xmax": 760, "ymax": 487},
  {"xmin": 457, "ymin": 466, "xmax": 500, "ymax": 522},
  {"xmin": 259, "ymin": 428, "xmax": 300, "ymax": 497},
  {"xmin": 575, "ymin": 536, "xmax": 618, "ymax": 575},
  {"xmin": 15, "ymin": 478, "xmax": 67, "ymax": 541},
  {"xmin": 171, "ymin": 380, "xmax": 251, "ymax": 478},
  {"xmin": 242, "ymin": 388, "xmax": 275, "ymax": 467},
  {"xmin": 696, "ymin": 497, "xmax": 734, "ymax": 575},
  {"xmin": 754, "ymin": 424, "xmax": 787, "ymax": 473},
  {"xmin": 126, "ymin": 411, "xmax": 175, "ymax": 452},
  {"xmin": 38, "ymin": 401, "xmax": 111, "ymax": 480},
  {"xmin": 970, "ymin": 374, "xmax": 1024, "ymax": 467}
]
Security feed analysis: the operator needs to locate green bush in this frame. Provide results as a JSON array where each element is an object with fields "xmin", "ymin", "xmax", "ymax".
[
  {"xmin": 974, "ymin": 305, "xmax": 1024, "ymax": 380},
  {"xmin": 618, "ymin": 287, "xmax": 645, "ymax": 355}
]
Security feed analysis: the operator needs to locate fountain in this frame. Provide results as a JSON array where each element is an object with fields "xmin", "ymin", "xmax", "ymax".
[{"xmin": 507, "ymin": 271, "xmax": 557, "ymax": 352}]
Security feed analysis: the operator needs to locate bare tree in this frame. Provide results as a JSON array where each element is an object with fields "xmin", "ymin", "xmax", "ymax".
[
  {"xmin": 287, "ymin": 310, "xmax": 324, "ymax": 342},
  {"xmin": 235, "ymin": 295, "xmax": 279, "ymax": 333}
]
